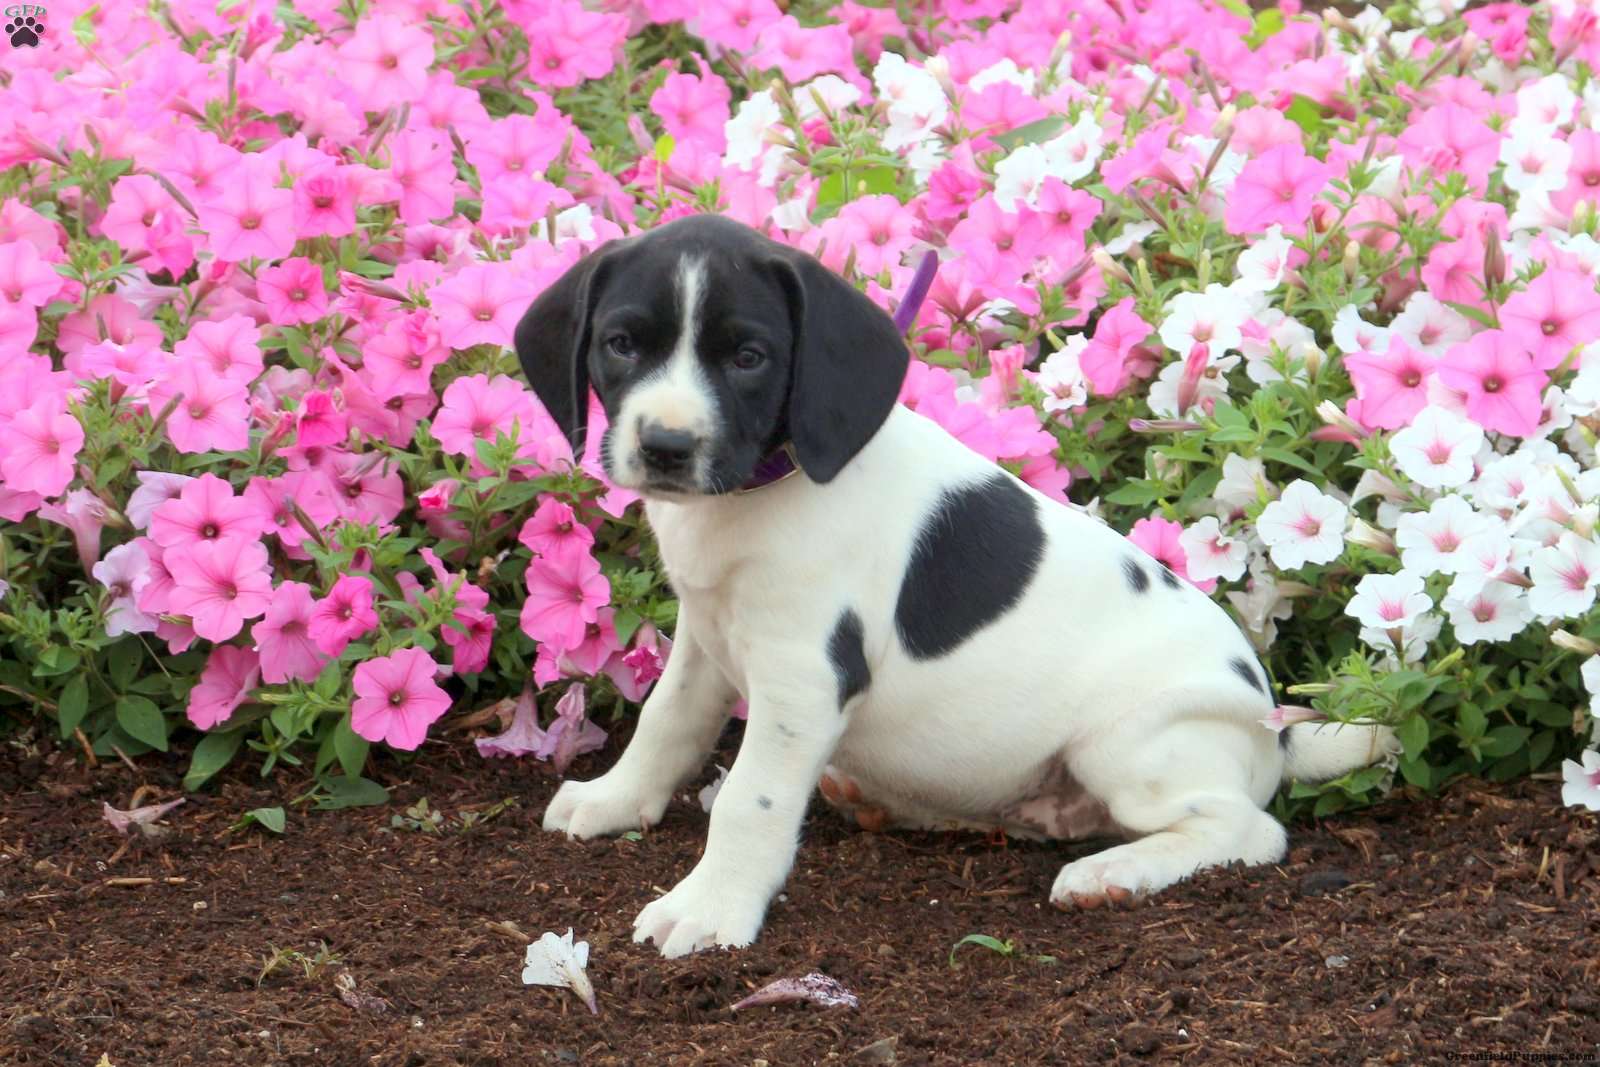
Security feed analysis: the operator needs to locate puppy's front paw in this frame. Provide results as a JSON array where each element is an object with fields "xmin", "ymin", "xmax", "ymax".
[
  {"xmin": 632, "ymin": 868, "xmax": 769, "ymax": 958},
  {"xmin": 542, "ymin": 774, "xmax": 667, "ymax": 839}
]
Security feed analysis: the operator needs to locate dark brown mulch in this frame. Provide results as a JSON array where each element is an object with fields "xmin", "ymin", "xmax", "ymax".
[{"xmin": 1, "ymin": 726, "xmax": 1597, "ymax": 1067}]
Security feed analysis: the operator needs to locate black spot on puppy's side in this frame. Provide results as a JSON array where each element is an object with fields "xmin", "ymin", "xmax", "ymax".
[
  {"xmin": 1160, "ymin": 565, "xmax": 1182, "ymax": 590},
  {"xmin": 1122, "ymin": 557, "xmax": 1150, "ymax": 594},
  {"xmin": 1230, "ymin": 656, "xmax": 1266, "ymax": 696},
  {"xmin": 896, "ymin": 473, "xmax": 1045, "ymax": 659},
  {"xmin": 828, "ymin": 610, "xmax": 871, "ymax": 709}
]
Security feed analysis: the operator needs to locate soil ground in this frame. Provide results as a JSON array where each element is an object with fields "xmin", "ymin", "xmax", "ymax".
[{"xmin": 2, "ymin": 723, "xmax": 1597, "ymax": 1067}]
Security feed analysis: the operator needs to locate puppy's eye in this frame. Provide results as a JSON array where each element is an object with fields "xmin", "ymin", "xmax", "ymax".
[
  {"xmin": 731, "ymin": 346, "xmax": 766, "ymax": 371},
  {"xmin": 605, "ymin": 334, "xmax": 637, "ymax": 360}
]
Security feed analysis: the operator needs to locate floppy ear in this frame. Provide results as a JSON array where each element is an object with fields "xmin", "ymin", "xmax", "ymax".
[
  {"xmin": 513, "ymin": 243, "xmax": 623, "ymax": 456},
  {"xmin": 771, "ymin": 251, "xmax": 910, "ymax": 484}
]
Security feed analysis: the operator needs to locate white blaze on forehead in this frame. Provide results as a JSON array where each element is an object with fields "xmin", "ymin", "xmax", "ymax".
[{"xmin": 608, "ymin": 254, "xmax": 720, "ymax": 488}]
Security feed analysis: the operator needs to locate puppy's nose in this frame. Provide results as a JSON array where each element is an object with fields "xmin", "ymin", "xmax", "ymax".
[{"xmin": 638, "ymin": 423, "xmax": 699, "ymax": 472}]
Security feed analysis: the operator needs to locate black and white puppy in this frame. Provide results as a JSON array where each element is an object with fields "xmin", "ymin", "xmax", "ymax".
[{"xmin": 514, "ymin": 214, "xmax": 1396, "ymax": 959}]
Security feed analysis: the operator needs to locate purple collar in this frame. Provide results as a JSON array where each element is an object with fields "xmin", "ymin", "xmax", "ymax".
[
  {"xmin": 735, "ymin": 251, "xmax": 937, "ymax": 495},
  {"xmin": 736, "ymin": 441, "xmax": 801, "ymax": 493}
]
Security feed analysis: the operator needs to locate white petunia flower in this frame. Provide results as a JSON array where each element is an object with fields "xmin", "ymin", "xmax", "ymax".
[
  {"xmin": 1361, "ymin": 612, "xmax": 1441, "ymax": 666},
  {"xmin": 993, "ymin": 144, "xmax": 1052, "ymax": 212},
  {"xmin": 873, "ymin": 52, "xmax": 948, "ymax": 153},
  {"xmin": 1447, "ymin": 522, "xmax": 1522, "ymax": 600},
  {"xmin": 1159, "ymin": 284, "xmax": 1250, "ymax": 354},
  {"xmin": 1389, "ymin": 292, "xmax": 1472, "ymax": 359},
  {"xmin": 1529, "ymin": 532, "xmax": 1600, "ymax": 618},
  {"xmin": 1179, "ymin": 516, "xmax": 1249, "ymax": 583},
  {"xmin": 969, "ymin": 58, "xmax": 1035, "ymax": 95},
  {"xmin": 1257, "ymin": 480, "xmax": 1349, "ymax": 570},
  {"xmin": 723, "ymin": 90, "xmax": 783, "ymax": 171},
  {"xmin": 793, "ymin": 76, "xmax": 862, "ymax": 122},
  {"xmin": 1234, "ymin": 226, "xmax": 1295, "ymax": 294},
  {"xmin": 1394, "ymin": 495, "xmax": 1491, "ymax": 576},
  {"xmin": 1331, "ymin": 304, "xmax": 1391, "ymax": 355},
  {"xmin": 1500, "ymin": 131, "xmax": 1572, "ymax": 196},
  {"xmin": 1346, "ymin": 571, "xmax": 1432, "ymax": 630},
  {"xmin": 1515, "ymin": 73, "xmax": 1578, "ymax": 135},
  {"xmin": 1214, "ymin": 453, "xmax": 1272, "ymax": 517},
  {"xmin": 1561, "ymin": 750, "xmax": 1600, "ymax": 813},
  {"xmin": 1443, "ymin": 579, "xmax": 1534, "ymax": 644},
  {"xmin": 1390, "ymin": 406, "xmax": 1483, "ymax": 490},
  {"xmin": 1104, "ymin": 220, "xmax": 1158, "ymax": 255},
  {"xmin": 92, "ymin": 542, "xmax": 157, "ymax": 638},
  {"xmin": 1581, "ymin": 655, "xmax": 1600, "ymax": 718},
  {"xmin": 1470, "ymin": 453, "xmax": 1543, "ymax": 514},
  {"xmin": 1037, "ymin": 337, "xmax": 1090, "ymax": 415},
  {"xmin": 522, "ymin": 929, "xmax": 598, "ymax": 1015},
  {"xmin": 1039, "ymin": 111, "xmax": 1104, "ymax": 185}
]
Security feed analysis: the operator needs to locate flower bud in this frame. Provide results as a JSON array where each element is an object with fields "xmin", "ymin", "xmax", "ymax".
[
  {"xmin": 1552, "ymin": 630, "xmax": 1600, "ymax": 656},
  {"xmin": 1342, "ymin": 240, "xmax": 1360, "ymax": 283},
  {"xmin": 1345, "ymin": 517, "xmax": 1397, "ymax": 556},
  {"xmin": 1092, "ymin": 248, "xmax": 1134, "ymax": 287},
  {"xmin": 1483, "ymin": 228, "xmax": 1506, "ymax": 289},
  {"xmin": 1176, "ymin": 343, "xmax": 1210, "ymax": 417}
]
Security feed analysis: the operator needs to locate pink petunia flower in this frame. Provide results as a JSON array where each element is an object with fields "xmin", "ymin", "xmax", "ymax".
[
  {"xmin": 148, "ymin": 361, "xmax": 251, "ymax": 454},
  {"xmin": 431, "ymin": 373, "xmax": 546, "ymax": 458},
  {"xmin": 295, "ymin": 391, "xmax": 347, "ymax": 448},
  {"xmin": 173, "ymin": 315, "xmax": 263, "ymax": 385},
  {"xmin": 39, "ymin": 489, "xmax": 110, "ymax": 570},
  {"xmin": 187, "ymin": 645, "xmax": 261, "ymax": 730},
  {"xmin": 1500, "ymin": 268, "xmax": 1600, "ymax": 371},
  {"xmin": 339, "ymin": 14, "xmax": 434, "ymax": 108},
  {"xmin": 387, "ymin": 130, "xmax": 459, "ymax": 226},
  {"xmin": 1223, "ymin": 144, "xmax": 1332, "ymax": 235},
  {"xmin": 1128, "ymin": 516, "xmax": 1217, "ymax": 593},
  {"xmin": 308, "ymin": 575, "xmax": 379, "ymax": 657},
  {"xmin": 256, "ymin": 257, "xmax": 330, "ymax": 326},
  {"xmin": 542, "ymin": 684, "xmax": 607, "ymax": 774},
  {"xmin": 0, "ymin": 239, "xmax": 61, "ymax": 306},
  {"xmin": 292, "ymin": 163, "xmax": 358, "ymax": 239},
  {"xmin": 1, "ymin": 397, "xmax": 83, "ymax": 497},
  {"xmin": 167, "ymin": 537, "xmax": 274, "ymax": 642},
  {"xmin": 350, "ymin": 647, "xmax": 452, "ymax": 750},
  {"xmin": 149, "ymin": 473, "xmax": 263, "ymax": 550},
  {"xmin": 92, "ymin": 541, "xmax": 157, "ymax": 637},
  {"xmin": 1435, "ymin": 330, "xmax": 1546, "ymax": 437},
  {"xmin": 517, "ymin": 497, "xmax": 595, "ymax": 559},
  {"xmin": 475, "ymin": 686, "xmax": 549, "ymax": 759},
  {"xmin": 197, "ymin": 162, "xmax": 296, "ymax": 263},
  {"xmin": 1343, "ymin": 338, "xmax": 1437, "ymax": 430},
  {"xmin": 520, "ymin": 542, "xmax": 611, "ymax": 653},
  {"xmin": 253, "ymin": 580, "xmax": 329, "ymax": 684},
  {"xmin": 430, "ymin": 266, "xmax": 528, "ymax": 350}
]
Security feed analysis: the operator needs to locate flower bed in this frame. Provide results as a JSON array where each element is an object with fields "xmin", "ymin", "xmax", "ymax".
[{"xmin": 0, "ymin": 0, "xmax": 1596, "ymax": 815}]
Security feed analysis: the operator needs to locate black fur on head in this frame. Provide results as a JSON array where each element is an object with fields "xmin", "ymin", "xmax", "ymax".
[{"xmin": 512, "ymin": 214, "xmax": 909, "ymax": 493}]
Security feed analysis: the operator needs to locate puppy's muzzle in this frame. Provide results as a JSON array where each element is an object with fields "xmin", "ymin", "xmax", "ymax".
[{"xmin": 637, "ymin": 422, "xmax": 700, "ymax": 476}]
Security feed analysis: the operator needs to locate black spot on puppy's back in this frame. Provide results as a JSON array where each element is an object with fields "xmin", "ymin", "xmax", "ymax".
[
  {"xmin": 1230, "ymin": 656, "xmax": 1266, "ymax": 695},
  {"xmin": 828, "ymin": 609, "xmax": 871, "ymax": 708},
  {"xmin": 896, "ymin": 473, "xmax": 1045, "ymax": 659},
  {"xmin": 1122, "ymin": 557, "xmax": 1150, "ymax": 594},
  {"xmin": 1160, "ymin": 565, "xmax": 1182, "ymax": 590}
]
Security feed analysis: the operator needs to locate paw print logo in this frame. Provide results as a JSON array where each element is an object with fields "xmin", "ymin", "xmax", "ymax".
[{"xmin": 4, "ymin": 5, "xmax": 45, "ymax": 48}]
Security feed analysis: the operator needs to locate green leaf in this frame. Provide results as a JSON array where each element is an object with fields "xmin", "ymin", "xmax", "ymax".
[
  {"xmin": 116, "ymin": 695, "xmax": 169, "ymax": 752},
  {"xmin": 184, "ymin": 730, "xmax": 245, "ymax": 791},
  {"xmin": 1215, "ymin": 0, "xmax": 1251, "ymax": 15},
  {"xmin": 108, "ymin": 639, "xmax": 142, "ymax": 689},
  {"xmin": 1397, "ymin": 714, "xmax": 1430, "ymax": 760},
  {"xmin": 991, "ymin": 115, "xmax": 1067, "ymax": 152},
  {"xmin": 1442, "ymin": 301, "xmax": 1497, "ymax": 329},
  {"xmin": 241, "ymin": 806, "xmax": 286, "ymax": 834},
  {"xmin": 72, "ymin": 4, "xmax": 101, "ymax": 46},
  {"xmin": 653, "ymin": 133, "xmax": 675, "ymax": 163},
  {"xmin": 612, "ymin": 609, "xmax": 644, "ymax": 648},
  {"xmin": 1103, "ymin": 481, "xmax": 1163, "ymax": 506},
  {"xmin": 1259, "ymin": 446, "xmax": 1326, "ymax": 478},
  {"xmin": 57, "ymin": 675, "xmax": 90, "ymax": 739},
  {"xmin": 1456, "ymin": 702, "xmax": 1488, "ymax": 741},
  {"xmin": 1311, "ymin": 791, "xmax": 1347, "ymax": 817},
  {"xmin": 333, "ymin": 717, "xmax": 369, "ymax": 779},
  {"xmin": 949, "ymin": 934, "xmax": 1015, "ymax": 968},
  {"xmin": 1283, "ymin": 95, "xmax": 1325, "ymax": 139},
  {"xmin": 314, "ymin": 775, "xmax": 390, "ymax": 810},
  {"xmin": 1527, "ymin": 730, "xmax": 1555, "ymax": 770},
  {"xmin": 1247, "ymin": 8, "xmax": 1284, "ymax": 48},
  {"xmin": 1479, "ymin": 724, "xmax": 1530, "ymax": 759},
  {"xmin": 1397, "ymin": 756, "xmax": 1432, "ymax": 790},
  {"xmin": 313, "ymin": 661, "xmax": 343, "ymax": 700}
]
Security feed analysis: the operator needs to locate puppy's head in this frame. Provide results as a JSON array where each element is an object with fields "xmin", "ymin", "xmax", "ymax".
[{"xmin": 514, "ymin": 214, "xmax": 909, "ymax": 496}]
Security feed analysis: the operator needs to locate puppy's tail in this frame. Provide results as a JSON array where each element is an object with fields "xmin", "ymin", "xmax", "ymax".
[{"xmin": 1279, "ymin": 721, "xmax": 1402, "ymax": 783}]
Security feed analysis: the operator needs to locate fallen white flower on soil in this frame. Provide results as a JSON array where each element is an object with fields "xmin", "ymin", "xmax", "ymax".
[
  {"xmin": 522, "ymin": 929, "xmax": 598, "ymax": 1014},
  {"xmin": 102, "ymin": 798, "xmax": 185, "ymax": 837},
  {"xmin": 730, "ymin": 973, "xmax": 860, "ymax": 1011},
  {"xmin": 334, "ymin": 971, "xmax": 391, "ymax": 1015}
]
